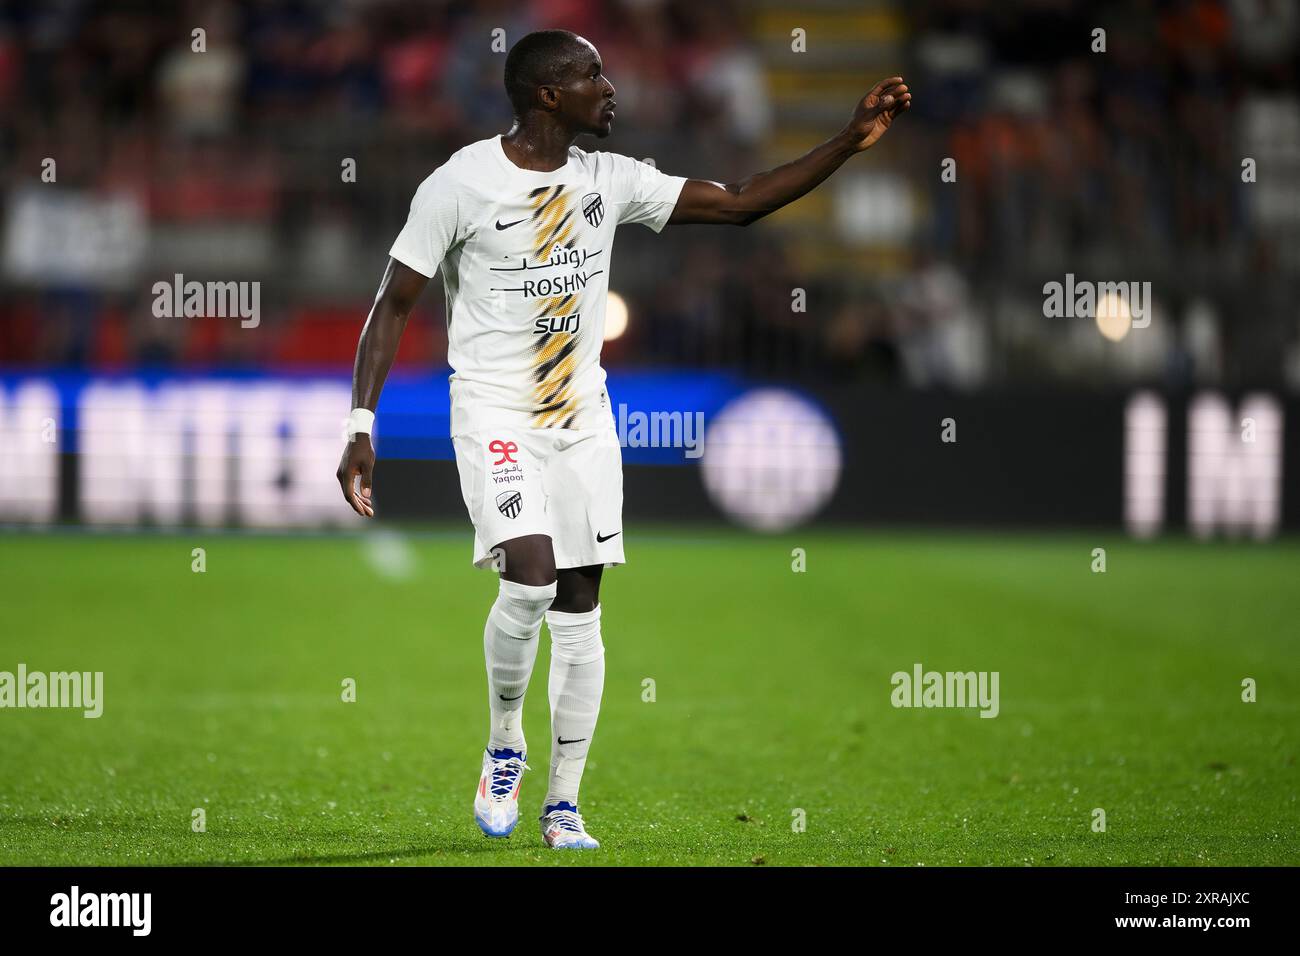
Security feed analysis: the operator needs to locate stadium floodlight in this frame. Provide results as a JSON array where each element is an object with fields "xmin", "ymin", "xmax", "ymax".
[
  {"xmin": 604, "ymin": 291, "xmax": 628, "ymax": 341},
  {"xmin": 700, "ymin": 388, "xmax": 842, "ymax": 532}
]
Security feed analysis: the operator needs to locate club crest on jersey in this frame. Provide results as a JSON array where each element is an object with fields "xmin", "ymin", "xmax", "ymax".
[
  {"xmin": 496, "ymin": 491, "xmax": 523, "ymax": 519},
  {"xmin": 582, "ymin": 192, "xmax": 604, "ymax": 228}
]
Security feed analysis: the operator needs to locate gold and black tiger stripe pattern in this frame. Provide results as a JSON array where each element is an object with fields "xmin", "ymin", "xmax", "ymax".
[{"xmin": 526, "ymin": 185, "xmax": 581, "ymax": 429}]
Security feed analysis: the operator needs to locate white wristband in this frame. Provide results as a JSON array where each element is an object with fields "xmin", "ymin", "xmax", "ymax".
[{"xmin": 346, "ymin": 408, "xmax": 375, "ymax": 438}]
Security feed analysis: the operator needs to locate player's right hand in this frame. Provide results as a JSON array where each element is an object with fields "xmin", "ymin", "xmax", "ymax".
[
  {"xmin": 337, "ymin": 435, "xmax": 376, "ymax": 517},
  {"xmin": 844, "ymin": 76, "xmax": 911, "ymax": 153}
]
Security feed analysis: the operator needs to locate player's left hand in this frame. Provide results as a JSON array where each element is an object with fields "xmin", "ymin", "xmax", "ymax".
[
  {"xmin": 337, "ymin": 434, "xmax": 375, "ymax": 518},
  {"xmin": 844, "ymin": 76, "xmax": 911, "ymax": 152}
]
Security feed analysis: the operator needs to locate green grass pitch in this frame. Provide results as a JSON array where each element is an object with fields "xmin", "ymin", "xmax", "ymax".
[{"xmin": 0, "ymin": 527, "xmax": 1296, "ymax": 866}]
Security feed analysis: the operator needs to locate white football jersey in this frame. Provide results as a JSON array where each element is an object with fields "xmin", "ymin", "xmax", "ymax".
[{"xmin": 389, "ymin": 134, "xmax": 687, "ymax": 435}]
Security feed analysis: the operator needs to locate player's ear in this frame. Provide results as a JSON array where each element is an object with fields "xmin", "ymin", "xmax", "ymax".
[{"xmin": 537, "ymin": 84, "xmax": 560, "ymax": 111}]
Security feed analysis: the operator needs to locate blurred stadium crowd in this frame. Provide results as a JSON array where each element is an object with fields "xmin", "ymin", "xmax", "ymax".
[{"xmin": 1, "ymin": 0, "xmax": 1298, "ymax": 390}]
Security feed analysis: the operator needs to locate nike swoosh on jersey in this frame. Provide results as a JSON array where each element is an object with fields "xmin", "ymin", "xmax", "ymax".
[
  {"xmin": 595, "ymin": 531, "xmax": 622, "ymax": 543},
  {"xmin": 495, "ymin": 218, "xmax": 526, "ymax": 230}
]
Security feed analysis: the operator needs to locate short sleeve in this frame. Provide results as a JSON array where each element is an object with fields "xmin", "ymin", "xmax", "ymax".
[
  {"xmin": 608, "ymin": 153, "xmax": 688, "ymax": 233},
  {"xmin": 388, "ymin": 164, "xmax": 462, "ymax": 277}
]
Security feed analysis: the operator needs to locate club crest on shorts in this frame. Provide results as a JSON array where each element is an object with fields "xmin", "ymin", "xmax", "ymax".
[
  {"xmin": 496, "ymin": 490, "xmax": 523, "ymax": 519},
  {"xmin": 582, "ymin": 192, "xmax": 604, "ymax": 228}
]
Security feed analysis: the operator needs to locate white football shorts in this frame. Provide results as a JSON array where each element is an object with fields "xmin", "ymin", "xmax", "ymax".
[{"xmin": 451, "ymin": 425, "xmax": 625, "ymax": 570}]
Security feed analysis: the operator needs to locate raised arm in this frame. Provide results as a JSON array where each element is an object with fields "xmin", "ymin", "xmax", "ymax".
[
  {"xmin": 337, "ymin": 257, "xmax": 430, "ymax": 517},
  {"xmin": 667, "ymin": 76, "xmax": 911, "ymax": 227}
]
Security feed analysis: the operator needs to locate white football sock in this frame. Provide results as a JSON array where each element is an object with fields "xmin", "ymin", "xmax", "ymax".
[
  {"xmin": 544, "ymin": 605, "xmax": 605, "ymax": 809},
  {"xmin": 484, "ymin": 578, "xmax": 555, "ymax": 753}
]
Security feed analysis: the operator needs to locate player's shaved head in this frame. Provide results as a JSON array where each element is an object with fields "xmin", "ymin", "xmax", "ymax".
[{"xmin": 504, "ymin": 30, "xmax": 594, "ymax": 116}]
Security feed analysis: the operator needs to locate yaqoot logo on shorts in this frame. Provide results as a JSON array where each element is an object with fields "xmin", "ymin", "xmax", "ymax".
[
  {"xmin": 582, "ymin": 192, "xmax": 604, "ymax": 227},
  {"xmin": 496, "ymin": 491, "xmax": 523, "ymax": 519},
  {"xmin": 489, "ymin": 439, "xmax": 518, "ymax": 465},
  {"xmin": 488, "ymin": 438, "xmax": 524, "ymax": 487}
]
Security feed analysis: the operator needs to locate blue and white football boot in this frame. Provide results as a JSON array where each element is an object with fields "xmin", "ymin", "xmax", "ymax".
[
  {"xmin": 474, "ymin": 747, "xmax": 528, "ymax": 837},
  {"xmin": 539, "ymin": 801, "xmax": 600, "ymax": 849}
]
